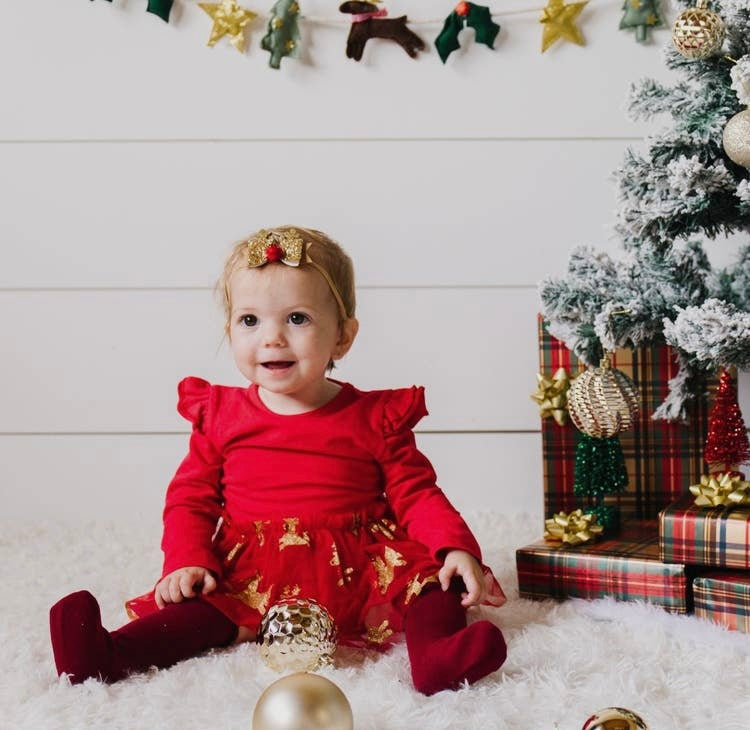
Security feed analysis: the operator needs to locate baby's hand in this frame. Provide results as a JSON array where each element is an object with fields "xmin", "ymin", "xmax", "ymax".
[
  {"xmin": 438, "ymin": 549, "xmax": 497, "ymax": 608},
  {"xmin": 155, "ymin": 566, "xmax": 217, "ymax": 609}
]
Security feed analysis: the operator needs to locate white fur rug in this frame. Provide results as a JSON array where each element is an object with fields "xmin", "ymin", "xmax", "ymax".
[{"xmin": 5, "ymin": 512, "xmax": 750, "ymax": 730}]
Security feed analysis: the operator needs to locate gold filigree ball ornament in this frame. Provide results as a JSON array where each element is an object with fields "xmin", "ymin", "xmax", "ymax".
[
  {"xmin": 257, "ymin": 598, "xmax": 338, "ymax": 673},
  {"xmin": 672, "ymin": 0, "xmax": 725, "ymax": 60},
  {"xmin": 567, "ymin": 352, "xmax": 640, "ymax": 438},
  {"xmin": 723, "ymin": 108, "xmax": 750, "ymax": 168},
  {"xmin": 582, "ymin": 707, "xmax": 649, "ymax": 730},
  {"xmin": 252, "ymin": 672, "xmax": 354, "ymax": 730}
]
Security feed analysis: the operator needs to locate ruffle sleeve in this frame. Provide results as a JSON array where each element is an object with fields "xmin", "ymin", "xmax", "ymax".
[
  {"xmin": 177, "ymin": 376, "xmax": 211, "ymax": 431},
  {"xmin": 382, "ymin": 386, "xmax": 428, "ymax": 436},
  {"xmin": 160, "ymin": 377, "xmax": 223, "ymax": 579}
]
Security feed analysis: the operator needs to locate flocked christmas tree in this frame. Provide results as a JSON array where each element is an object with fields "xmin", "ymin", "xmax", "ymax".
[{"xmin": 540, "ymin": 0, "xmax": 750, "ymax": 458}]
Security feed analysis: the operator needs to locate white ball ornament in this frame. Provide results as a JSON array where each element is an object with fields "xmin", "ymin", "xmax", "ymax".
[
  {"xmin": 252, "ymin": 672, "xmax": 354, "ymax": 730},
  {"xmin": 722, "ymin": 109, "xmax": 750, "ymax": 168}
]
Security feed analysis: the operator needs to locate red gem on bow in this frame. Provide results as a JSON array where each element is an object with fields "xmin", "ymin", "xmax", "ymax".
[
  {"xmin": 265, "ymin": 243, "xmax": 284, "ymax": 262},
  {"xmin": 455, "ymin": 1, "xmax": 470, "ymax": 16}
]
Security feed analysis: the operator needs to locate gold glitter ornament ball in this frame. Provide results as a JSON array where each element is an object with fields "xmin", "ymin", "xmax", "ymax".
[
  {"xmin": 252, "ymin": 672, "xmax": 354, "ymax": 730},
  {"xmin": 723, "ymin": 109, "xmax": 750, "ymax": 168},
  {"xmin": 672, "ymin": 0, "xmax": 725, "ymax": 59},
  {"xmin": 582, "ymin": 707, "xmax": 649, "ymax": 730},
  {"xmin": 257, "ymin": 598, "xmax": 338, "ymax": 673},
  {"xmin": 567, "ymin": 354, "xmax": 640, "ymax": 438}
]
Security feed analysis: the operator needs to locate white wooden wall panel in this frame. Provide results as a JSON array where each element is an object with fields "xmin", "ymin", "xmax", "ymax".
[
  {"xmin": 5, "ymin": 1, "xmax": 746, "ymax": 525},
  {"xmin": 0, "ymin": 433, "xmax": 543, "ymax": 522},
  {"xmin": 3, "ymin": 2, "xmax": 673, "ymax": 140},
  {"xmin": 2, "ymin": 140, "xmax": 629, "ymax": 289},
  {"xmin": 0, "ymin": 287, "xmax": 541, "ymax": 432}
]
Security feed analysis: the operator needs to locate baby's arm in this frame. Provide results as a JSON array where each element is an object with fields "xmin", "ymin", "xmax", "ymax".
[
  {"xmin": 154, "ymin": 566, "xmax": 217, "ymax": 609},
  {"xmin": 439, "ymin": 549, "xmax": 507, "ymax": 608}
]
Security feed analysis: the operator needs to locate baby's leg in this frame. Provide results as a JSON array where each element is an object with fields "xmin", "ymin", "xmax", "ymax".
[
  {"xmin": 404, "ymin": 583, "xmax": 506, "ymax": 695},
  {"xmin": 49, "ymin": 590, "xmax": 237, "ymax": 683}
]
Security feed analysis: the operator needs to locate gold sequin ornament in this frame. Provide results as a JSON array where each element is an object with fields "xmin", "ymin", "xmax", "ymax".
[
  {"xmin": 672, "ymin": 0, "xmax": 725, "ymax": 60},
  {"xmin": 257, "ymin": 598, "xmax": 338, "ymax": 673},
  {"xmin": 252, "ymin": 673, "xmax": 353, "ymax": 730},
  {"xmin": 723, "ymin": 108, "xmax": 750, "ymax": 168},
  {"xmin": 582, "ymin": 706, "xmax": 649, "ymax": 730},
  {"xmin": 567, "ymin": 352, "xmax": 640, "ymax": 438}
]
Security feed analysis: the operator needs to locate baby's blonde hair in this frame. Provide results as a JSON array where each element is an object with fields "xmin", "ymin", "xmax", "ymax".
[{"xmin": 217, "ymin": 225, "xmax": 357, "ymax": 331}]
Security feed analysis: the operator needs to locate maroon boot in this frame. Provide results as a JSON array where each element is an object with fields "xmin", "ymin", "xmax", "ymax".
[
  {"xmin": 50, "ymin": 590, "xmax": 237, "ymax": 683},
  {"xmin": 404, "ymin": 584, "xmax": 507, "ymax": 695}
]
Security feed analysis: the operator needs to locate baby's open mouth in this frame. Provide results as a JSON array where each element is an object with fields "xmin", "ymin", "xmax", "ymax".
[{"xmin": 262, "ymin": 361, "xmax": 294, "ymax": 370}]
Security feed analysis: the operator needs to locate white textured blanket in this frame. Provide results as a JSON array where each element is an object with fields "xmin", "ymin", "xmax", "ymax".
[{"xmin": 4, "ymin": 512, "xmax": 750, "ymax": 730}]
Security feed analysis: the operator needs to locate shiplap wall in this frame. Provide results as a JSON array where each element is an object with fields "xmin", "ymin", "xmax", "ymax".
[{"xmin": 2, "ymin": 1, "xmax": 748, "ymax": 526}]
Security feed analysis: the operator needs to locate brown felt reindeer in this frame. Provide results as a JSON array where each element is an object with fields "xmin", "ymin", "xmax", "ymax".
[{"xmin": 339, "ymin": 1, "xmax": 425, "ymax": 61}]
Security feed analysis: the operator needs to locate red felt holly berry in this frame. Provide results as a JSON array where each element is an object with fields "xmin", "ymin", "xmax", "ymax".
[
  {"xmin": 265, "ymin": 243, "xmax": 284, "ymax": 262},
  {"xmin": 455, "ymin": 1, "xmax": 470, "ymax": 17}
]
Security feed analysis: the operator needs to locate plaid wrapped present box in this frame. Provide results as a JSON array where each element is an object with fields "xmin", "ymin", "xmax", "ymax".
[
  {"xmin": 660, "ymin": 493, "xmax": 750, "ymax": 569},
  {"xmin": 516, "ymin": 521, "xmax": 691, "ymax": 613},
  {"xmin": 693, "ymin": 571, "xmax": 750, "ymax": 633},
  {"xmin": 538, "ymin": 316, "xmax": 711, "ymax": 521}
]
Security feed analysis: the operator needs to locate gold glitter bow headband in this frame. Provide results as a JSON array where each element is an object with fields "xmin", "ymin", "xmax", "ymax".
[{"xmin": 245, "ymin": 228, "xmax": 349, "ymax": 319}]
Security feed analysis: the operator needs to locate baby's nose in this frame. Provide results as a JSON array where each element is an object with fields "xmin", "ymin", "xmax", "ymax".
[{"xmin": 262, "ymin": 321, "xmax": 286, "ymax": 346}]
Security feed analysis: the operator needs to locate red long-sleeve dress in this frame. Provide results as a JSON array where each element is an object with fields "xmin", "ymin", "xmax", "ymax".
[{"xmin": 126, "ymin": 377, "xmax": 502, "ymax": 647}]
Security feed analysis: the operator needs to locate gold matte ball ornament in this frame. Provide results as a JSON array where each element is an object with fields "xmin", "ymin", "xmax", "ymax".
[
  {"xmin": 252, "ymin": 672, "xmax": 354, "ymax": 730},
  {"xmin": 723, "ymin": 109, "xmax": 750, "ymax": 168},
  {"xmin": 567, "ymin": 353, "xmax": 640, "ymax": 438},
  {"xmin": 582, "ymin": 707, "xmax": 649, "ymax": 730},
  {"xmin": 672, "ymin": 0, "xmax": 725, "ymax": 60},
  {"xmin": 257, "ymin": 598, "xmax": 338, "ymax": 673}
]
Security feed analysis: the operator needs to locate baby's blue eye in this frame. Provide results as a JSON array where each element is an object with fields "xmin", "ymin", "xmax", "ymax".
[
  {"xmin": 288, "ymin": 312, "xmax": 308, "ymax": 325},
  {"xmin": 241, "ymin": 314, "xmax": 258, "ymax": 327}
]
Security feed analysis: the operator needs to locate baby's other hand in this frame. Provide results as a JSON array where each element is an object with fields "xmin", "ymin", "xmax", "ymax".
[
  {"xmin": 438, "ymin": 549, "xmax": 488, "ymax": 608},
  {"xmin": 155, "ymin": 566, "xmax": 217, "ymax": 609}
]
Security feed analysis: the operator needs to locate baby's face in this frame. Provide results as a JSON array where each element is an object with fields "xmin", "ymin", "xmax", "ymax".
[{"xmin": 227, "ymin": 264, "xmax": 347, "ymax": 411}]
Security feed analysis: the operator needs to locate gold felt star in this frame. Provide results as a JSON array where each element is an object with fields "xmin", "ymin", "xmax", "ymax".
[
  {"xmin": 539, "ymin": 0, "xmax": 588, "ymax": 52},
  {"xmin": 199, "ymin": 0, "xmax": 257, "ymax": 53}
]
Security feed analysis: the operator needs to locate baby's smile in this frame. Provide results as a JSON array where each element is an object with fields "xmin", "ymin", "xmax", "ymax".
[{"xmin": 262, "ymin": 361, "xmax": 295, "ymax": 370}]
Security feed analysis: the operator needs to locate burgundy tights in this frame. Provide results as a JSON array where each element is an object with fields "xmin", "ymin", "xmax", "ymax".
[
  {"xmin": 49, "ymin": 590, "xmax": 237, "ymax": 683},
  {"xmin": 405, "ymin": 584, "xmax": 507, "ymax": 695},
  {"xmin": 50, "ymin": 585, "xmax": 506, "ymax": 694}
]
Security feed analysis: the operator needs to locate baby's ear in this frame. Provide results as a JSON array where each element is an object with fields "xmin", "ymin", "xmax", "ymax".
[{"xmin": 333, "ymin": 317, "xmax": 359, "ymax": 360}]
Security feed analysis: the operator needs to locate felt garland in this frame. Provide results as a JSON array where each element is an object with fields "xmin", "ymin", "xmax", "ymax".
[
  {"xmin": 261, "ymin": 0, "xmax": 301, "ymax": 68},
  {"xmin": 435, "ymin": 2, "xmax": 501, "ymax": 63},
  {"xmin": 90, "ymin": 0, "xmax": 174, "ymax": 22},
  {"xmin": 88, "ymin": 0, "xmax": 664, "ymax": 59},
  {"xmin": 618, "ymin": 0, "xmax": 663, "ymax": 43},
  {"xmin": 199, "ymin": 0, "xmax": 257, "ymax": 52},
  {"xmin": 539, "ymin": 0, "xmax": 588, "ymax": 52}
]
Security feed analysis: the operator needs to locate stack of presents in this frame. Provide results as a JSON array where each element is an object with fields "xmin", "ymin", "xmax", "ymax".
[{"xmin": 516, "ymin": 317, "xmax": 750, "ymax": 632}]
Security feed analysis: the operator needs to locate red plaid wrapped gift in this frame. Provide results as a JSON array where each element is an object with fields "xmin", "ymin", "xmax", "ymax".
[
  {"xmin": 537, "ymin": 316, "xmax": 711, "ymax": 520},
  {"xmin": 516, "ymin": 521, "xmax": 691, "ymax": 613},
  {"xmin": 693, "ymin": 571, "xmax": 750, "ymax": 633},
  {"xmin": 660, "ymin": 493, "xmax": 750, "ymax": 569}
]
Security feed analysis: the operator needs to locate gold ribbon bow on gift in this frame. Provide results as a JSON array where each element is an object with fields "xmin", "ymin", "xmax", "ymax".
[
  {"xmin": 544, "ymin": 509, "xmax": 604, "ymax": 545},
  {"xmin": 530, "ymin": 367, "xmax": 571, "ymax": 426},
  {"xmin": 246, "ymin": 228, "xmax": 305, "ymax": 268},
  {"xmin": 689, "ymin": 472, "xmax": 750, "ymax": 507}
]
